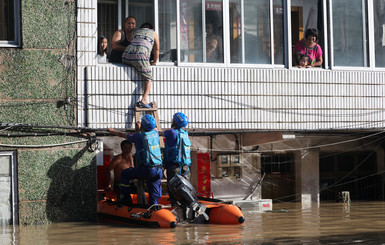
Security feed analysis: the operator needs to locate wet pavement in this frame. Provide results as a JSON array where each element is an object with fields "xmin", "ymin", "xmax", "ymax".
[{"xmin": 5, "ymin": 201, "xmax": 385, "ymax": 244}]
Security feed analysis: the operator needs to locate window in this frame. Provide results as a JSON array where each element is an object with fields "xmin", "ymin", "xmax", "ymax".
[
  {"xmin": 158, "ymin": 0, "xmax": 177, "ymax": 62},
  {"xmin": 205, "ymin": 1, "xmax": 224, "ymax": 63},
  {"xmin": 331, "ymin": 0, "xmax": 369, "ymax": 67},
  {"xmin": 179, "ymin": 0, "xmax": 224, "ymax": 63},
  {"xmin": 231, "ymin": 0, "xmax": 271, "ymax": 64},
  {"xmin": 245, "ymin": 0, "xmax": 270, "ymax": 64},
  {"xmin": 0, "ymin": 152, "xmax": 18, "ymax": 225},
  {"xmin": 97, "ymin": 0, "xmax": 154, "ymax": 57},
  {"xmin": 261, "ymin": 153, "xmax": 293, "ymax": 175},
  {"xmin": 96, "ymin": 0, "xmax": 385, "ymax": 69},
  {"xmin": 0, "ymin": 0, "xmax": 20, "ymax": 47},
  {"xmin": 373, "ymin": 0, "xmax": 385, "ymax": 67},
  {"xmin": 230, "ymin": 0, "xmax": 284, "ymax": 65},
  {"xmin": 273, "ymin": 0, "xmax": 285, "ymax": 65},
  {"xmin": 291, "ymin": 0, "xmax": 325, "ymax": 67},
  {"xmin": 179, "ymin": 0, "xmax": 204, "ymax": 63}
]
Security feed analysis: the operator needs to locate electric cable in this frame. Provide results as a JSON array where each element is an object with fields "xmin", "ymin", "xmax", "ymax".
[{"xmin": 0, "ymin": 139, "xmax": 89, "ymax": 148}]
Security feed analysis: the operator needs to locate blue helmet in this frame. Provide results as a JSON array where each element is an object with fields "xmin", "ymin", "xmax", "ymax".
[
  {"xmin": 141, "ymin": 114, "xmax": 156, "ymax": 131},
  {"xmin": 173, "ymin": 112, "xmax": 189, "ymax": 128}
]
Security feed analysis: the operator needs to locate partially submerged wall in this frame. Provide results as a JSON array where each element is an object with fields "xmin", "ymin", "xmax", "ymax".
[{"xmin": 0, "ymin": 0, "xmax": 97, "ymax": 224}]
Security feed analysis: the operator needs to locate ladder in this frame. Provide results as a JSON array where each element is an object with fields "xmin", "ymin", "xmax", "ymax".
[
  {"xmin": 134, "ymin": 101, "xmax": 161, "ymax": 131},
  {"xmin": 134, "ymin": 101, "xmax": 162, "ymax": 205}
]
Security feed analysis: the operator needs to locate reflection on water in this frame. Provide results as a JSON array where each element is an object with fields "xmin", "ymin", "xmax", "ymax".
[{"xmin": 4, "ymin": 202, "xmax": 385, "ymax": 244}]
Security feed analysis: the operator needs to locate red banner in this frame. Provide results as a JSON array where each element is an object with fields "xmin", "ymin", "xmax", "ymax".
[
  {"xmin": 197, "ymin": 153, "xmax": 211, "ymax": 197},
  {"xmin": 97, "ymin": 154, "xmax": 110, "ymax": 190}
]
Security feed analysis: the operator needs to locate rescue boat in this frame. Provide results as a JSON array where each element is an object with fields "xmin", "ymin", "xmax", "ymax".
[
  {"xmin": 97, "ymin": 191, "xmax": 177, "ymax": 228},
  {"xmin": 196, "ymin": 196, "xmax": 245, "ymax": 225},
  {"xmin": 97, "ymin": 190, "xmax": 245, "ymax": 227}
]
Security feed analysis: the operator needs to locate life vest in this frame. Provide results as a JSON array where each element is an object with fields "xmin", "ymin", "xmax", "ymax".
[
  {"xmin": 164, "ymin": 129, "xmax": 191, "ymax": 166},
  {"xmin": 136, "ymin": 131, "xmax": 162, "ymax": 167}
]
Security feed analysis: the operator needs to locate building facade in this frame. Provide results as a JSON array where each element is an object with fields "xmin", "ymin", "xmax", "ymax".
[
  {"xmin": 83, "ymin": 0, "xmax": 385, "ymax": 205},
  {"xmin": 1, "ymin": 0, "xmax": 385, "ymax": 225}
]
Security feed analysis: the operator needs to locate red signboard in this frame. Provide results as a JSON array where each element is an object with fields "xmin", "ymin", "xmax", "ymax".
[
  {"xmin": 97, "ymin": 154, "xmax": 110, "ymax": 190},
  {"xmin": 205, "ymin": 2, "xmax": 223, "ymax": 11},
  {"xmin": 197, "ymin": 153, "xmax": 211, "ymax": 197}
]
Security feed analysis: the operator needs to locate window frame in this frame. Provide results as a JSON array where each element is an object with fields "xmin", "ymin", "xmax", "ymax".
[
  {"xmin": 0, "ymin": 0, "xmax": 21, "ymax": 47},
  {"xmin": 0, "ymin": 151, "xmax": 18, "ymax": 225},
  {"xmin": 328, "ymin": 0, "xmax": 376, "ymax": 70},
  {"xmin": 370, "ymin": 0, "xmax": 385, "ymax": 70},
  {"xmin": 96, "ymin": 0, "xmax": 385, "ymax": 71},
  {"xmin": 176, "ymin": 0, "xmax": 286, "ymax": 68}
]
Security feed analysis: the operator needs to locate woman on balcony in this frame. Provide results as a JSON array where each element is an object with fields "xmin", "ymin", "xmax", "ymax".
[{"xmin": 293, "ymin": 28, "xmax": 323, "ymax": 67}]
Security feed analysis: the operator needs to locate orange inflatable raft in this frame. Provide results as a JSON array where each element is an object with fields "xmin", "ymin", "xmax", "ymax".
[
  {"xmin": 196, "ymin": 196, "xmax": 245, "ymax": 225},
  {"xmin": 97, "ymin": 191, "xmax": 244, "ymax": 227},
  {"xmin": 97, "ymin": 191, "xmax": 177, "ymax": 228}
]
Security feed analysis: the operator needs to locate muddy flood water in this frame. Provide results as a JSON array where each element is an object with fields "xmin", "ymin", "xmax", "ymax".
[{"xmin": 3, "ymin": 201, "xmax": 385, "ymax": 244}]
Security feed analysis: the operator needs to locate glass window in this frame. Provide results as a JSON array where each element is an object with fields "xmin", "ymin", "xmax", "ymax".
[
  {"xmin": 273, "ymin": 0, "xmax": 284, "ymax": 65},
  {"xmin": 128, "ymin": 0, "xmax": 154, "ymax": 27},
  {"xmin": 206, "ymin": 1, "xmax": 224, "ymax": 63},
  {"xmin": 373, "ymin": 0, "xmax": 385, "ymax": 67},
  {"xmin": 159, "ymin": 0, "xmax": 177, "ymax": 62},
  {"xmin": 0, "ymin": 0, "xmax": 20, "ymax": 46},
  {"xmin": 332, "ymin": 0, "xmax": 368, "ymax": 67},
  {"xmin": 179, "ymin": 0, "xmax": 224, "ymax": 63},
  {"xmin": 244, "ymin": 0, "xmax": 270, "ymax": 64},
  {"xmin": 229, "ymin": 0, "xmax": 242, "ymax": 63},
  {"xmin": 97, "ymin": 0, "xmax": 154, "ymax": 57},
  {"xmin": 0, "ymin": 155, "xmax": 10, "ymax": 176},
  {"xmin": 180, "ymin": 0, "xmax": 203, "ymax": 62},
  {"xmin": 0, "ymin": 154, "xmax": 12, "ymax": 225},
  {"xmin": 230, "ymin": 0, "xmax": 284, "ymax": 65}
]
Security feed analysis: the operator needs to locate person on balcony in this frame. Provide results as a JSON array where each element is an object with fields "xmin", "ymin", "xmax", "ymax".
[
  {"xmin": 206, "ymin": 22, "xmax": 223, "ymax": 63},
  {"xmin": 122, "ymin": 23, "xmax": 160, "ymax": 108},
  {"xmin": 294, "ymin": 28, "xmax": 323, "ymax": 67},
  {"xmin": 97, "ymin": 35, "xmax": 109, "ymax": 63},
  {"xmin": 109, "ymin": 16, "xmax": 136, "ymax": 63}
]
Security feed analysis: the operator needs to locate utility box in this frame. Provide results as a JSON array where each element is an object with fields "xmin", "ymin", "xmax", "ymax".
[{"xmin": 218, "ymin": 155, "xmax": 231, "ymax": 167}]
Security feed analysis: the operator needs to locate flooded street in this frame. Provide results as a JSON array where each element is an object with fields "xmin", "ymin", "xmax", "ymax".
[{"xmin": 4, "ymin": 201, "xmax": 385, "ymax": 244}]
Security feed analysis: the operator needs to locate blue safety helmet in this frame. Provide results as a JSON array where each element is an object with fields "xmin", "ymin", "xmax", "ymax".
[
  {"xmin": 141, "ymin": 114, "xmax": 157, "ymax": 131},
  {"xmin": 173, "ymin": 112, "xmax": 189, "ymax": 128}
]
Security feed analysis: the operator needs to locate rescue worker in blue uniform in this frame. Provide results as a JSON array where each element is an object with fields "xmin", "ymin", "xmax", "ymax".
[
  {"xmin": 164, "ymin": 112, "xmax": 207, "ymax": 221},
  {"xmin": 164, "ymin": 112, "xmax": 192, "ymax": 202},
  {"xmin": 108, "ymin": 114, "xmax": 163, "ymax": 205}
]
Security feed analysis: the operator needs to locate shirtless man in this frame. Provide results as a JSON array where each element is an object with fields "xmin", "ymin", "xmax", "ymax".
[
  {"xmin": 109, "ymin": 16, "xmax": 137, "ymax": 63},
  {"xmin": 106, "ymin": 140, "xmax": 134, "ymax": 198}
]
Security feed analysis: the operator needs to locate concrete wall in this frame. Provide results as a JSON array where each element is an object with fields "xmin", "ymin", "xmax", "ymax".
[{"xmin": 0, "ymin": 0, "xmax": 97, "ymax": 224}]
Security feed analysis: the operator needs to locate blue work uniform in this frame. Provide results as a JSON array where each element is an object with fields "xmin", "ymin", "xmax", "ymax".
[
  {"xmin": 164, "ymin": 128, "xmax": 192, "ymax": 205},
  {"xmin": 164, "ymin": 128, "xmax": 191, "ymax": 169},
  {"xmin": 120, "ymin": 131, "xmax": 163, "ymax": 205}
]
